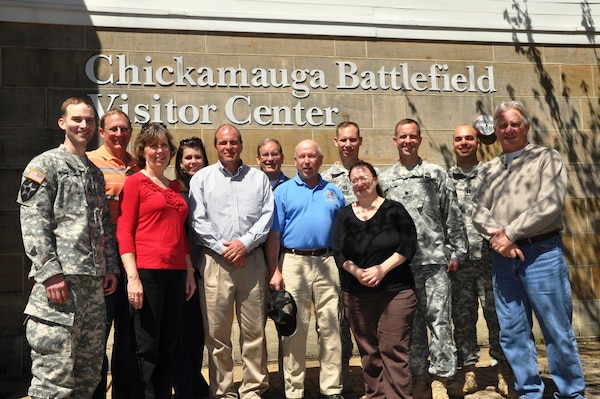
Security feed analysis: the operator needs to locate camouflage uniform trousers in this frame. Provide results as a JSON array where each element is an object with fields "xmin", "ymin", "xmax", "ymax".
[
  {"xmin": 410, "ymin": 264, "xmax": 457, "ymax": 378},
  {"xmin": 450, "ymin": 259, "xmax": 504, "ymax": 366},
  {"xmin": 26, "ymin": 275, "xmax": 106, "ymax": 399}
]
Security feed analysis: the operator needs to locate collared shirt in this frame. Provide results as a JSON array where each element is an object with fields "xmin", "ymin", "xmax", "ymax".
[
  {"xmin": 472, "ymin": 143, "xmax": 566, "ymax": 242},
  {"xmin": 272, "ymin": 174, "xmax": 345, "ymax": 249},
  {"xmin": 379, "ymin": 158, "xmax": 468, "ymax": 266},
  {"xmin": 87, "ymin": 145, "xmax": 139, "ymax": 226},
  {"xmin": 270, "ymin": 171, "xmax": 289, "ymax": 190},
  {"xmin": 188, "ymin": 160, "xmax": 274, "ymax": 254}
]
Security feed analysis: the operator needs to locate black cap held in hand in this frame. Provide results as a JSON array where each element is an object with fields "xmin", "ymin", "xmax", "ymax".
[{"xmin": 267, "ymin": 290, "xmax": 297, "ymax": 336}]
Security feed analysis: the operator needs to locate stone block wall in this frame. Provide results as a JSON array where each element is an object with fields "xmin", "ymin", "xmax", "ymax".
[{"xmin": 1, "ymin": 21, "xmax": 598, "ymax": 380}]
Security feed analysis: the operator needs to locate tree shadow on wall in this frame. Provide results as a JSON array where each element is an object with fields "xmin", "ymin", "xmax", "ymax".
[
  {"xmin": 502, "ymin": 0, "xmax": 600, "ymax": 332},
  {"xmin": 502, "ymin": 0, "xmax": 600, "ymax": 196},
  {"xmin": 402, "ymin": 0, "xmax": 600, "ymax": 340}
]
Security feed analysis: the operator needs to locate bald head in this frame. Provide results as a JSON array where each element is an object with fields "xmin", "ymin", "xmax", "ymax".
[
  {"xmin": 295, "ymin": 140, "xmax": 321, "ymax": 156},
  {"xmin": 453, "ymin": 124, "xmax": 480, "ymax": 168},
  {"xmin": 294, "ymin": 140, "xmax": 323, "ymax": 186}
]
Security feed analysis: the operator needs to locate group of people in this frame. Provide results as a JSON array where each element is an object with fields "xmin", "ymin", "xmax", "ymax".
[{"xmin": 18, "ymin": 97, "xmax": 586, "ymax": 399}]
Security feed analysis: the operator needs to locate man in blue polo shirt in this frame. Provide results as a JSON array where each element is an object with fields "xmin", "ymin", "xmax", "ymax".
[{"xmin": 266, "ymin": 139, "xmax": 346, "ymax": 399}]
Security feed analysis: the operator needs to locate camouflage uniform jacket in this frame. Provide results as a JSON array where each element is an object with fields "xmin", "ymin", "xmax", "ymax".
[
  {"xmin": 17, "ymin": 145, "xmax": 119, "ymax": 326},
  {"xmin": 321, "ymin": 162, "xmax": 356, "ymax": 205},
  {"xmin": 448, "ymin": 162, "xmax": 490, "ymax": 261},
  {"xmin": 322, "ymin": 161, "xmax": 380, "ymax": 205},
  {"xmin": 379, "ymin": 158, "xmax": 468, "ymax": 266}
]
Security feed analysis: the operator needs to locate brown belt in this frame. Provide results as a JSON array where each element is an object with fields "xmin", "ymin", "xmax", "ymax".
[
  {"xmin": 284, "ymin": 248, "xmax": 330, "ymax": 256},
  {"xmin": 515, "ymin": 230, "xmax": 560, "ymax": 246}
]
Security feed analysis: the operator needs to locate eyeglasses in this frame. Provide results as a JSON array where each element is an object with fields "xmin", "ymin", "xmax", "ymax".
[
  {"xmin": 107, "ymin": 126, "xmax": 131, "ymax": 134},
  {"xmin": 259, "ymin": 151, "xmax": 281, "ymax": 159},
  {"xmin": 350, "ymin": 176, "xmax": 372, "ymax": 185}
]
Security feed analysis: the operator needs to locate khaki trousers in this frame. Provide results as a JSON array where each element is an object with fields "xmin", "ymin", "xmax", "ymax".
[
  {"xmin": 280, "ymin": 253, "xmax": 343, "ymax": 399},
  {"xmin": 200, "ymin": 249, "xmax": 269, "ymax": 399}
]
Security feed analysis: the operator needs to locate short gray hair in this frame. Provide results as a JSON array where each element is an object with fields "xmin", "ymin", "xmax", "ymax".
[{"xmin": 493, "ymin": 101, "xmax": 531, "ymax": 127}]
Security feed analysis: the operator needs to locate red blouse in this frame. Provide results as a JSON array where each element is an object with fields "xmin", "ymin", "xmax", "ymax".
[{"xmin": 117, "ymin": 172, "xmax": 189, "ymax": 270}]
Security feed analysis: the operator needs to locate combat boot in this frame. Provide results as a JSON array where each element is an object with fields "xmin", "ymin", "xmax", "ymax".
[
  {"xmin": 431, "ymin": 376, "xmax": 449, "ymax": 399},
  {"xmin": 446, "ymin": 365, "xmax": 478, "ymax": 397},
  {"xmin": 412, "ymin": 374, "xmax": 432, "ymax": 399},
  {"xmin": 497, "ymin": 362, "xmax": 518, "ymax": 398},
  {"xmin": 446, "ymin": 371, "xmax": 464, "ymax": 397},
  {"xmin": 462, "ymin": 364, "xmax": 478, "ymax": 394}
]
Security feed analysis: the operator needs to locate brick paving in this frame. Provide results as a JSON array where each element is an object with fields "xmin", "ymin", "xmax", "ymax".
[{"xmin": 2, "ymin": 339, "xmax": 599, "ymax": 398}]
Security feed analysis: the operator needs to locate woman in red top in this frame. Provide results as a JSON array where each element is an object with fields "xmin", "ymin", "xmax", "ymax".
[{"xmin": 117, "ymin": 122, "xmax": 196, "ymax": 399}]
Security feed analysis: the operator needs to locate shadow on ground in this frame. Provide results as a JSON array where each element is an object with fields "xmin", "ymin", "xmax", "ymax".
[{"xmin": 2, "ymin": 340, "xmax": 599, "ymax": 399}]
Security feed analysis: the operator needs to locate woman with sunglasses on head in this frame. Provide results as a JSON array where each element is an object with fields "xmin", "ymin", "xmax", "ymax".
[
  {"xmin": 117, "ymin": 123, "xmax": 196, "ymax": 399},
  {"xmin": 331, "ymin": 161, "xmax": 418, "ymax": 399},
  {"xmin": 173, "ymin": 137, "xmax": 211, "ymax": 399}
]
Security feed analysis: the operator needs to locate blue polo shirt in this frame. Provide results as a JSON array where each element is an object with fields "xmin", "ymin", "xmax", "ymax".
[{"xmin": 273, "ymin": 174, "xmax": 345, "ymax": 249}]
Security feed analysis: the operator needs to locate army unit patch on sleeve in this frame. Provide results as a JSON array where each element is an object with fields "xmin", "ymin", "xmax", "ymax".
[{"xmin": 20, "ymin": 169, "xmax": 46, "ymax": 201}]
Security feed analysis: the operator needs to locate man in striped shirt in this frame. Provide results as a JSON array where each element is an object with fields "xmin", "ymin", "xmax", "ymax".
[{"xmin": 87, "ymin": 109, "xmax": 139, "ymax": 399}]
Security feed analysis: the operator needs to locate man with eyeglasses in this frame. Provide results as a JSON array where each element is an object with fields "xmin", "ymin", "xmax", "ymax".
[
  {"xmin": 379, "ymin": 119, "xmax": 467, "ymax": 399},
  {"xmin": 88, "ymin": 109, "xmax": 139, "ymax": 399},
  {"xmin": 257, "ymin": 138, "xmax": 288, "ymax": 189}
]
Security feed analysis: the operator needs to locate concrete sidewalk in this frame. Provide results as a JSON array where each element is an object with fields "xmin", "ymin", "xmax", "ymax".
[{"xmin": 2, "ymin": 339, "xmax": 599, "ymax": 399}]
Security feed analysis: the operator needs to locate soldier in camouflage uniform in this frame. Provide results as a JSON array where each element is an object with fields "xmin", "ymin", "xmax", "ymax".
[
  {"xmin": 320, "ymin": 121, "xmax": 366, "ymax": 393},
  {"xmin": 321, "ymin": 121, "xmax": 364, "ymax": 204},
  {"xmin": 17, "ymin": 97, "xmax": 119, "ymax": 399},
  {"xmin": 379, "ymin": 119, "xmax": 467, "ymax": 399},
  {"xmin": 446, "ymin": 125, "xmax": 511, "ymax": 397}
]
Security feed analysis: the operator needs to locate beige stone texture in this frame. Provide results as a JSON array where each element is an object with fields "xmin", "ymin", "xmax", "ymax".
[
  {"xmin": 593, "ymin": 65, "xmax": 600, "ymax": 98},
  {"xmin": 559, "ymin": 65, "xmax": 595, "ymax": 98},
  {"xmin": 593, "ymin": 266, "xmax": 600, "ymax": 300},
  {"xmin": 580, "ymin": 97, "xmax": 600, "ymax": 132},
  {"xmin": 570, "ymin": 264, "xmax": 595, "ymax": 301},
  {"xmin": 565, "ymin": 165, "xmax": 600, "ymax": 198},
  {"xmin": 536, "ymin": 129, "xmax": 600, "ymax": 166},
  {"xmin": 573, "ymin": 299, "xmax": 600, "ymax": 337},
  {"xmin": 491, "ymin": 62, "xmax": 562, "ymax": 98},
  {"xmin": 543, "ymin": 46, "xmax": 599, "ymax": 65},
  {"xmin": 240, "ymin": 55, "xmax": 296, "ymax": 76},
  {"xmin": 371, "ymin": 94, "xmax": 408, "ymax": 129},
  {"xmin": 492, "ymin": 44, "xmax": 532, "ymax": 63},
  {"xmin": 571, "ymin": 233, "xmax": 600, "ymax": 267},
  {"xmin": 367, "ymin": 40, "xmax": 493, "ymax": 62},
  {"xmin": 334, "ymin": 39, "xmax": 367, "ymax": 58},
  {"xmin": 95, "ymin": 29, "xmax": 207, "ymax": 53},
  {"xmin": 206, "ymin": 34, "xmax": 335, "ymax": 56},
  {"xmin": 563, "ymin": 198, "xmax": 589, "ymax": 235}
]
